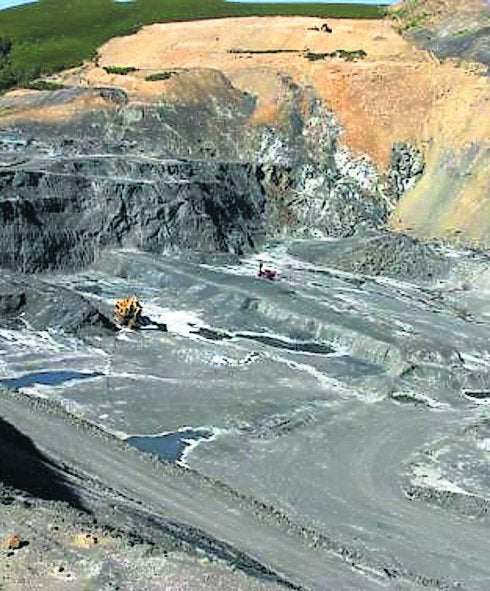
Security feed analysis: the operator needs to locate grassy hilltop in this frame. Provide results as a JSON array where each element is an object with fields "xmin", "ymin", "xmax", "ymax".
[{"xmin": 0, "ymin": 0, "xmax": 385, "ymax": 91}]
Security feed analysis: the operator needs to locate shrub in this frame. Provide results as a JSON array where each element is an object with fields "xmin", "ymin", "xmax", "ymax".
[
  {"xmin": 103, "ymin": 66, "xmax": 137, "ymax": 75},
  {"xmin": 145, "ymin": 71, "xmax": 177, "ymax": 81},
  {"xmin": 337, "ymin": 49, "xmax": 367, "ymax": 61},
  {"xmin": 304, "ymin": 49, "xmax": 367, "ymax": 62},
  {"xmin": 24, "ymin": 80, "xmax": 68, "ymax": 91}
]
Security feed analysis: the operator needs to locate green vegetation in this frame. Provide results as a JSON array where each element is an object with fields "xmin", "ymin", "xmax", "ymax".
[
  {"xmin": 228, "ymin": 47, "xmax": 367, "ymax": 62},
  {"xmin": 145, "ymin": 71, "xmax": 178, "ymax": 81},
  {"xmin": 0, "ymin": 0, "xmax": 386, "ymax": 93},
  {"xmin": 0, "ymin": 35, "xmax": 19, "ymax": 90},
  {"xmin": 103, "ymin": 65, "xmax": 138, "ymax": 75},
  {"xmin": 454, "ymin": 28, "xmax": 471, "ymax": 38},
  {"xmin": 397, "ymin": 12, "xmax": 429, "ymax": 31},
  {"xmin": 391, "ymin": 0, "xmax": 429, "ymax": 32},
  {"xmin": 23, "ymin": 79, "xmax": 68, "ymax": 90},
  {"xmin": 305, "ymin": 49, "xmax": 367, "ymax": 61},
  {"xmin": 228, "ymin": 49, "xmax": 299, "ymax": 55}
]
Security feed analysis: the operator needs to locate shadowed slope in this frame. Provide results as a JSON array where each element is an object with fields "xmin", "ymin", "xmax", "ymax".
[{"xmin": 0, "ymin": 415, "xmax": 85, "ymax": 510}]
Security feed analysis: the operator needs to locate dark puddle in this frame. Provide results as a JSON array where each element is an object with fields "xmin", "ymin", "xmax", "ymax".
[
  {"xmin": 236, "ymin": 333, "xmax": 334, "ymax": 355},
  {"xmin": 192, "ymin": 324, "xmax": 334, "ymax": 354},
  {"xmin": 77, "ymin": 283, "xmax": 103, "ymax": 295},
  {"xmin": 194, "ymin": 326, "xmax": 232, "ymax": 341},
  {"xmin": 127, "ymin": 428, "xmax": 214, "ymax": 463},
  {"xmin": 0, "ymin": 370, "xmax": 103, "ymax": 390},
  {"xmin": 463, "ymin": 390, "xmax": 490, "ymax": 401},
  {"xmin": 196, "ymin": 326, "xmax": 377, "ymax": 374}
]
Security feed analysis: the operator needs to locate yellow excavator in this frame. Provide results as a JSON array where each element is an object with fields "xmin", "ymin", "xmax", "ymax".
[
  {"xmin": 113, "ymin": 296, "xmax": 143, "ymax": 329},
  {"xmin": 113, "ymin": 296, "xmax": 167, "ymax": 332}
]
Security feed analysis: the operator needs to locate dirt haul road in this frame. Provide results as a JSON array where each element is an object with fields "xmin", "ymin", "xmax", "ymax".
[{"xmin": 0, "ymin": 388, "xmax": 389, "ymax": 591}]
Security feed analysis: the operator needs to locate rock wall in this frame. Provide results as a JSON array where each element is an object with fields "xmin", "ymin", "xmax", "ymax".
[
  {"xmin": 0, "ymin": 81, "xmax": 422, "ymax": 273},
  {"xmin": 0, "ymin": 149, "xmax": 267, "ymax": 273},
  {"xmin": 1, "ymin": 10, "xmax": 487, "ymax": 269}
]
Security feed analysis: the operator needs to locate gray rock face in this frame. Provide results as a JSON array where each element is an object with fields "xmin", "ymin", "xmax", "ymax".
[
  {"xmin": 0, "ymin": 80, "xmax": 424, "ymax": 274},
  {"xmin": 264, "ymin": 142, "xmax": 424, "ymax": 240},
  {"xmin": 283, "ymin": 169, "xmax": 389, "ymax": 239},
  {"xmin": 0, "ymin": 272, "xmax": 116, "ymax": 334},
  {"xmin": 385, "ymin": 142, "xmax": 425, "ymax": 204},
  {"xmin": 0, "ymin": 157, "xmax": 267, "ymax": 273},
  {"xmin": 411, "ymin": 24, "xmax": 490, "ymax": 74}
]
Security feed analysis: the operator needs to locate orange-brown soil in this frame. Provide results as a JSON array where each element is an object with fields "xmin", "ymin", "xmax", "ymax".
[{"xmin": 3, "ymin": 15, "xmax": 488, "ymax": 245}]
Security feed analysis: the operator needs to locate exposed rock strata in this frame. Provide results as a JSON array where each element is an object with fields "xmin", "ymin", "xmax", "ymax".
[
  {"xmin": 0, "ymin": 82, "xmax": 424, "ymax": 273},
  {"xmin": 1, "ymin": 14, "xmax": 486, "ymax": 248},
  {"xmin": 0, "ymin": 13, "xmax": 487, "ymax": 271},
  {"xmin": 0, "ymin": 150, "xmax": 267, "ymax": 273}
]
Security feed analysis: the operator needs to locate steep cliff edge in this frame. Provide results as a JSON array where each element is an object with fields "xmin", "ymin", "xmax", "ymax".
[
  {"xmin": 389, "ymin": 0, "xmax": 489, "ymax": 246},
  {"xmin": 0, "ymin": 148, "xmax": 266, "ymax": 272}
]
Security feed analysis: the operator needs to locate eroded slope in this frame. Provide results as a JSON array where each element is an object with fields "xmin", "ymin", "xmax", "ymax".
[{"xmin": 1, "ymin": 13, "xmax": 487, "ymax": 246}]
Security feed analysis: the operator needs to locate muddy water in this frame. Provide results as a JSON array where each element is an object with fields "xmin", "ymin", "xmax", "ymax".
[{"xmin": 0, "ymin": 239, "xmax": 489, "ymax": 589}]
